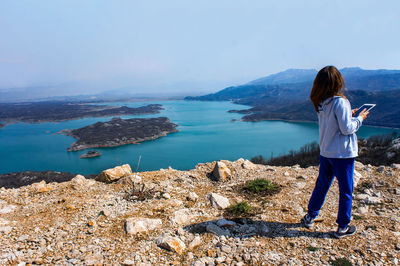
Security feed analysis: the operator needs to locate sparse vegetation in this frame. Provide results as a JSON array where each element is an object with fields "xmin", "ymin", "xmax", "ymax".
[
  {"xmin": 251, "ymin": 132, "xmax": 400, "ymax": 167},
  {"xmin": 244, "ymin": 178, "xmax": 278, "ymax": 193},
  {"xmin": 330, "ymin": 257, "xmax": 352, "ymax": 266},
  {"xmin": 307, "ymin": 246, "xmax": 319, "ymax": 252},
  {"xmin": 251, "ymin": 141, "xmax": 320, "ymax": 168},
  {"xmin": 228, "ymin": 201, "xmax": 252, "ymax": 215}
]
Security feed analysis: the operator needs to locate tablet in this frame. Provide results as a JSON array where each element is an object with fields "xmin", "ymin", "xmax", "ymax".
[{"xmin": 354, "ymin": 104, "xmax": 376, "ymax": 117}]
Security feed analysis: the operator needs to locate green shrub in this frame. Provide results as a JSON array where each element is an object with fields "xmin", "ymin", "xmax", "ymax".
[
  {"xmin": 244, "ymin": 178, "xmax": 278, "ymax": 193},
  {"xmin": 307, "ymin": 246, "xmax": 319, "ymax": 252},
  {"xmin": 228, "ymin": 201, "xmax": 252, "ymax": 215},
  {"xmin": 330, "ymin": 257, "xmax": 352, "ymax": 266}
]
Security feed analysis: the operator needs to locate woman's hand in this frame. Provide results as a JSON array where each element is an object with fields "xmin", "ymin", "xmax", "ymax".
[
  {"xmin": 351, "ymin": 108, "xmax": 359, "ymax": 116},
  {"xmin": 358, "ymin": 108, "xmax": 369, "ymax": 120}
]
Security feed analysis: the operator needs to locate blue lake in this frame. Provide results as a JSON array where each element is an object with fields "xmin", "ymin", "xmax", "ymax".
[{"xmin": 0, "ymin": 100, "xmax": 398, "ymax": 175}]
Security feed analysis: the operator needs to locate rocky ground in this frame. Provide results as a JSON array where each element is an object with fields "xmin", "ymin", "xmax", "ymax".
[{"xmin": 0, "ymin": 159, "xmax": 399, "ymax": 265}]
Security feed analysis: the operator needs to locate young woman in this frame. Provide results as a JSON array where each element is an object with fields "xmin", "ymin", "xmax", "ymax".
[{"xmin": 301, "ymin": 66, "xmax": 369, "ymax": 238}]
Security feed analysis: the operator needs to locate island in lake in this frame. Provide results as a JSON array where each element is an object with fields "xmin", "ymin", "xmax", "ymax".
[
  {"xmin": 79, "ymin": 150, "xmax": 102, "ymax": 159},
  {"xmin": 0, "ymin": 101, "xmax": 163, "ymax": 128},
  {"xmin": 60, "ymin": 117, "xmax": 178, "ymax": 151}
]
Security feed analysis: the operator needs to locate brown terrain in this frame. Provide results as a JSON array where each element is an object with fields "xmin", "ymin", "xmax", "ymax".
[{"xmin": 0, "ymin": 159, "xmax": 399, "ymax": 265}]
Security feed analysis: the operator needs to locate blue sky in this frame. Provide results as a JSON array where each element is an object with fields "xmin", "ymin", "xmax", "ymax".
[{"xmin": 0, "ymin": 0, "xmax": 399, "ymax": 96}]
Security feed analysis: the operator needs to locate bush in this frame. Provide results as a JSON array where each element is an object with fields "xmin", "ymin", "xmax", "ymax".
[
  {"xmin": 228, "ymin": 201, "xmax": 252, "ymax": 215},
  {"xmin": 330, "ymin": 258, "xmax": 352, "ymax": 266},
  {"xmin": 244, "ymin": 178, "xmax": 278, "ymax": 193}
]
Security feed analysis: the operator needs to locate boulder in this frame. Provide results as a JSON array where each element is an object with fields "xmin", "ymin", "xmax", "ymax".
[
  {"xmin": 155, "ymin": 237, "xmax": 186, "ymax": 254},
  {"xmin": 96, "ymin": 164, "xmax": 132, "ymax": 183},
  {"xmin": 124, "ymin": 218, "xmax": 162, "ymax": 235},
  {"xmin": 212, "ymin": 161, "xmax": 231, "ymax": 181},
  {"xmin": 208, "ymin": 193, "xmax": 230, "ymax": 209}
]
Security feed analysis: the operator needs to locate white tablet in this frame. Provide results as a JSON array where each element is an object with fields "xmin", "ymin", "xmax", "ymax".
[{"xmin": 354, "ymin": 104, "xmax": 376, "ymax": 117}]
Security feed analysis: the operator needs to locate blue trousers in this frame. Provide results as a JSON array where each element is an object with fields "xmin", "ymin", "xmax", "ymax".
[{"xmin": 307, "ymin": 155, "xmax": 355, "ymax": 228}]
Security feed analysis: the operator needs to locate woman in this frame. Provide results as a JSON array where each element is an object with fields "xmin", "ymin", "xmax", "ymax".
[{"xmin": 301, "ymin": 66, "xmax": 369, "ymax": 238}]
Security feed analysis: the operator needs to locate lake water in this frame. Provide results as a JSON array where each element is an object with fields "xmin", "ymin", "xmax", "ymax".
[{"xmin": 0, "ymin": 100, "xmax": 398, "ymax": 175}]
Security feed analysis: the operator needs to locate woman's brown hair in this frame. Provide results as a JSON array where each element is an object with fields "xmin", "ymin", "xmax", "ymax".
[{"xmin": 310, "ymin": 66, "xmax": 346, "ymax": 112}]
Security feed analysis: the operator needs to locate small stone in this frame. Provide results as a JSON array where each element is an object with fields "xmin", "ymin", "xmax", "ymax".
[
  {"xmin": 391, "ymin": 163, "xmax": 400, "ymax": 169},
  {"xmin": 87, "ymin": 220, "xmax": 95, "ymax": 227},
  {"xmin": 242, "ymin": 160, "xmax": 256, "ymax": 170},
  {"xmin": 220, "ymin": 245, "xmax": 232, "ymax": 253},
  {"xmin": 162, "ymin": 193, "xmax": 171, "ymax": 199},
  {"xmin": 208, "ymin": 193, "xmax": 230, "ymax": 209},
  {"xmin": 216, "ymin": 219, "xmax": 236, "ymax": 228},
  {"xmin": 212, "ymin": 161, "xmax": 231, "ymax": 181},
  {"xmin": 377, "ymin": 166, "xmax": 385, "ymax": 173},
  {"xmin": 188, "ymin": 236, "xmax": 202, "ymax": 250},
  {"xmin": 71, "ymin": 174, "xmax": 87, "ymax": 185},
  {"xmin": 284, "ymin": 171, "xmax": 290, "ymax": 177},
  {"xmin": 354, "ymin": 161, "xmax": 364, "ymax": 169},
  {"xmin": 207, "ymin": 249, "xmax": 217, "ymax": 257},
  {"xmin": 125, "ymin": 218, "xmax": 162, "ymax": 235},
  {"xmin": 187, "ymin": 192, "xmax": 199, "ymax": 202},
  {"xmin": 0, "ymin": 205, "xmax": 17, "ymax": 214},
  {"xmin": 156, "ymin": 237, "xmax": 186, "ymax": 254},
  {"xmin": 357, "ymin": 206, "xmax": 369, "ymax": 214},
  {"xmin": 84, "ymin": 253, "xmax": 103, "ymax": 265},
  {"xmin": 123, "ymin": 259, "xmax": 135, "ymax": 265},
  {"xmin": 171, "ymin": 208, "xmax": 193, "ymax": 225},
  {"xmin": 206, "ymin": 223, "xmax": 230, "ymax": 236}
]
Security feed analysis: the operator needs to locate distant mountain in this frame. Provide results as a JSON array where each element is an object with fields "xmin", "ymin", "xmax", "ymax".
[{"xmin": 185, "ymin": 67, "xmax": 400, "ymax": 128}]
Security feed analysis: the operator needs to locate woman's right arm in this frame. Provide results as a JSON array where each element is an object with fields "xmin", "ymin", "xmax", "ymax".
[{"xmin": 334, "ymin": 98, "xmax": 365, "ymax": 135}]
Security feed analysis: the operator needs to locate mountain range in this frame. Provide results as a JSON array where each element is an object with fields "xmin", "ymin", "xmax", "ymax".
[{"xmin": 185, "ymin": 67, "xmax": 400, "ymax": 128}]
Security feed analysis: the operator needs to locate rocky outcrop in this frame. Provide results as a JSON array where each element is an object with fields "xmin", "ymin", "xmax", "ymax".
[{"xmin": 0, "ymin": 158, "xmax": 399, "ymax": 265}]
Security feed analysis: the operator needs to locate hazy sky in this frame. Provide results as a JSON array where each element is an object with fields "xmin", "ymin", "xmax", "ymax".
[{"xmin": 1, "ymin": 0, "xmax": 400, "ymax": 96}]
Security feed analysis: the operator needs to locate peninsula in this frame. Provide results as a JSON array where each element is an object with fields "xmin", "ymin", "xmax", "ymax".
[
  {"xmin": 60, "ymin": 117, "xmax": 178, "ymax": 151},
  {"xmin": 0, "ymin": 101, "xmax": 164, "ymax": 128}
]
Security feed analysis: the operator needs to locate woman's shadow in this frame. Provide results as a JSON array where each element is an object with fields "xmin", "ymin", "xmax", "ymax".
[{"xmin": 184, "ymin": 218, "xmax": 333, "ymax": 239}]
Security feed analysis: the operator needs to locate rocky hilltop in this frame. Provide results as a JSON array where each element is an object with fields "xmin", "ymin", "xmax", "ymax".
[
  {"xmin": 60, "ymin": 117, "xmax": 178, "ymax": 151},
  {"xmin": 0, "ymin": 160, "xmax": 399, "ymax": 265}
]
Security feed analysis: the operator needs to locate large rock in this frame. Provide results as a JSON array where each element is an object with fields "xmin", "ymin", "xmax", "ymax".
[
  {"xmin": 208, "ymin": 193, "xmax": 230, "ymax": 209},
  {"xmin": 155, "ymin": 237, "xmax": 186, "ymax": 254},
  {"xmin": 96, "ymin": 164, "xmax": 132, "ymax": 183},
  {"xmin": 212, "ymin": 161, "xmax": 231, "ymax": 181},
  {"xmin": 124, "ymin": 218, "xmax": 162, "ymax": 235}
]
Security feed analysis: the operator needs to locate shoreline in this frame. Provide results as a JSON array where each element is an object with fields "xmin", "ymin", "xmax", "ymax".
[{"xmin": 241, "ymin": 117, "xmax": 400, "ymax": 130}]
